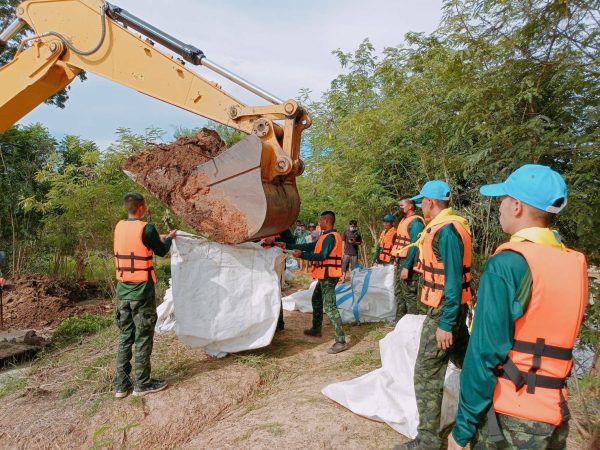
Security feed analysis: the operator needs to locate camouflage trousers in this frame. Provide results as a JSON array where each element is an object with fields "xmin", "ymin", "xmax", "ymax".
[
  {"xmin": 114, "ymin": 295, "xmax": 158, "ymax": 390},
  {"xmin": 311, "ymin": 277, "xmax": 345, "ymax": 343},
  {"xmin": 394, "ymin": 265, "xmax": 427, "ymax": 320},
  {"xmin": 473, "ymin": 412, "xmax": 569, "ymax": 449},
  {"xmin": 414, "ymin": 304, "xmax": 470, "ymax": 449}
]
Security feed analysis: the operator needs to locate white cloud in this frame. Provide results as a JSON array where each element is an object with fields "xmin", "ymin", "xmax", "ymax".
[{"xmin": 15, "ymin": 0, "xmax": 442, "ymax": 147}]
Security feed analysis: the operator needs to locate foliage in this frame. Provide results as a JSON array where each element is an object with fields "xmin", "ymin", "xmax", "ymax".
[
  {"xmin": 52, "ymin": 313, "xmax": 113, "ymax": 345},
  {"xmin": 300, "ymin": 0, "xmax": 599, "ymax": 261}
]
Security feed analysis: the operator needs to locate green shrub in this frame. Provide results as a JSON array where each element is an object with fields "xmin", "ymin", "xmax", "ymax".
[{"xmin": 52, "ymin": 313, "xmax": 113, "ymax": 345}]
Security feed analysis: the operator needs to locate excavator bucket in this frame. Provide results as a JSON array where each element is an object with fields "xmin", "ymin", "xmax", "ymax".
[
  {"xmin": 123, "ymin": 132, "xmax": 300, "ymax": 244},
  {"xmin": 192, "ymin": 135, "xmax": 300, "ymax": 242}
]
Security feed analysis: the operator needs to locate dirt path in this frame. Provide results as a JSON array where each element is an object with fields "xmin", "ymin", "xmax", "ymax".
[{"xmin": 0, "ymin": 304, "xmax": 403, "ymax": 450}]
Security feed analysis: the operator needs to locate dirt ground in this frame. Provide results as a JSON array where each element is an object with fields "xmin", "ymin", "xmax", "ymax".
[
  {"xmin": 0, "ymin": 274, "xmax": 589, "ymax": 449},
  {"xmin": 123, "ymin": 129, "xmax": 249, "ymax": 244},
  {"xmin": 0, "ymin": 272, "xmax": 403, "ymax": 450},
  {"xmin": 0, "ymin": 275, "xmax": 112, "ymax": 330}
]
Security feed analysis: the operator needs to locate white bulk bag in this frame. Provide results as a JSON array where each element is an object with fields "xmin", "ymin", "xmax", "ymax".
[
  {"xmin": 162, "ymin": 233, "xmax": 284, "ymax": 356},
  {"xmin": 282, "ymin": 265, "xmax": 396, "ymax": 323},
  {"xmin": 322, "ymin": 314, "xmax": 461, "ymax": 438}
]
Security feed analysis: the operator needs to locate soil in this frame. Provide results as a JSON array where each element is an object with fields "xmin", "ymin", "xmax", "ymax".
[
  {"xmin": 123, "ymin": 128, "xmax": 249, "ymax": 244},
  {"xmin": 0, "ymin": 276, "xmax": 112, "ymax": 331}
]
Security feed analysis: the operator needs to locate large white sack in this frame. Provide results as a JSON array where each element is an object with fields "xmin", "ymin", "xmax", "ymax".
[
  {"xmin": 281, "ymin": 265, "xmax": 396, "ymax": 323},
  {"xmin": 167, "ymin": 233, "xmax": 285, "ymax": 356},
  {"xmin": 322, "ymin": 314, "xmax": 461, "ymax": 438},
  {"xmin": 155, "ymin": 286, "xmax": 176, "ymax": 332}
]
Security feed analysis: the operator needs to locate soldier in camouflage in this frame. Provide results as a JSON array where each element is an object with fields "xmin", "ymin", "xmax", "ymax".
[
  {"xmin": 113, "ymin": 193, "xmax": 177, "ymax": 398},
  {"xmin": 394, "ymin": 181, "xmax": 472, "ymax": 450}
]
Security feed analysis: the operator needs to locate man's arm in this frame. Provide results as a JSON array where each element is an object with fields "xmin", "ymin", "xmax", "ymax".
[
  {"xmin": 452, "ymin": 252, "xmax": 531, "ymax": 447},
  {"xmin": 402, "ymin": 219, "xmax": 425, "ymax": 270},
  {"xmin": 436, "ymin": 225, "xmax": 465, "ymax": 331},
  {"xmin": 142, "ymin": 224, "xmax": 172, "ymax": 257},
  {"xmin": 299, "ymin": 234, "xmax": 335, "ymax": 261}
]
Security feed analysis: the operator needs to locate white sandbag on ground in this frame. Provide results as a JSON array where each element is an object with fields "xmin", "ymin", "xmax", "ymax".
[
  {"xmin": 322, "ymin": 314, "xmax": 460, "ymax": 438},
  {"xmin": 164, "ymin": 233, "xmax": 285, "ymax": 357},
  {"xmin": 281, "ymin": 265, "xmax": 396, "ymax": 323}
]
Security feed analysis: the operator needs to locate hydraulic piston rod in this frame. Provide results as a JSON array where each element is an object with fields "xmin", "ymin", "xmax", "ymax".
[
  {"xmin": 105, "ymin": 2, "xmax": 282, "ymax": 104},
  {"xmin": 0, "ymin": 19, "xmax": 26, "ymax": 54}
]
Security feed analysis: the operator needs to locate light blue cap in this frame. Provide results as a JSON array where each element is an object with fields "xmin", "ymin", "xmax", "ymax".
[
  {"xmin": 479, "ymin": 164, "xmax": 568, "ymax": 213},
  {"xmin": 383, "ymin": 214, "xmax": 396, "ymax": 222},
  {"xmin": 411, "ymin": 180, "xmax": 451, "ymax": 202}
]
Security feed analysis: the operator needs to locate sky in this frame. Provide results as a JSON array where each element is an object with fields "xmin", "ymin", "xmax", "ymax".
[{"xmin": 15, "ymin": 0, "xmax": 443, "ymax": 149}]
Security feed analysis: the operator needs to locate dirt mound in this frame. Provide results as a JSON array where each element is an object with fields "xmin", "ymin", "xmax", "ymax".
[
  {"xmin": 123, "ymin": 128, "xmax": 249, "ymax": 244},
  {"xmin": 0, "ymin": 276, "xmax": 112, "ymax": 330}
]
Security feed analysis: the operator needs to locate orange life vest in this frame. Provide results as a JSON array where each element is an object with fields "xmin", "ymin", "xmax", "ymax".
[
  {"xmin": 391, "ymin": 215, "xmax": 425, "ymax": 259},
  {"xmin": 114, "ymin": 220, "xmax": 157, "ymax": 283},
  {"xmin": 312, "ymin": 231, "xmax": 343, "ymax": 279},
  {"xmin": 491, "ymin": 241, "xmax": 588, "ymax": 426},
  {"xmin": 418, "ymin": 220, "xmax": 473, "ymax": 308},
  {"xmin": 377, "ymin": 227, "xmax": 396, "ymax": 263}
]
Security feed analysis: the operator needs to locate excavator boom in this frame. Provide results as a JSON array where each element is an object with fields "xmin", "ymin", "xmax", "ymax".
[{"xmin": 0, "ymin": 0, "xmax": 311, "ymax": 242}]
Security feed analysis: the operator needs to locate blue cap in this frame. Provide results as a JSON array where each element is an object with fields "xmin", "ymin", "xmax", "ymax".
[
  {"xmin": 411, "ymin": 180, "xmax": 451, "ymax": 202},
  {"xmin": 383, "ymin": 214, "xmax": 396, "ymax": 222},
  {"xmin": 480, "ymin": 164, "xmax": 567, "ymax": 213}
]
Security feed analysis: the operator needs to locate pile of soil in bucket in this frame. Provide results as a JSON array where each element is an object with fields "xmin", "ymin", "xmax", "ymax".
[
  {"xmin": 122, "ymin": 128, "xmax": 249, "ymax": 244},
  {"xmin": 0, "ymin": 276, "xmax": 112, "ymax": 330}
]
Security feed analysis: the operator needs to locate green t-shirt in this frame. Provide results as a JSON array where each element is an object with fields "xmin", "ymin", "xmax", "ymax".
[
  {"xmin": 116, "ymin": 219, "xmax": 173, "ymax": 301},
  {"xmin": 452, "ymin": 250, "xmax": 531, "ymax": 446}
]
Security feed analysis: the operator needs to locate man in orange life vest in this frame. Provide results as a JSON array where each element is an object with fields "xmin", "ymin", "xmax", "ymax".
[
  {"xmin": 113, "ymin": 193, "xmax": 177, "ymax": 398},
  {"xmin": 288, "ymin": 211, "xmax": 348, "ymax": 354},
  {"xmin": 448, "ymin": 165, "xmax": 588, "ymax": 449},
  {"xmin": 391, "ymin": 197, "xmax": 426, "ymax": 320},
  {"xmin": 395, "ymin": 180, "xmax": 472, "ymax": 450},
  {"xmin": 374, "ymin": 214, "xmax": 397, "ymax": 265}
]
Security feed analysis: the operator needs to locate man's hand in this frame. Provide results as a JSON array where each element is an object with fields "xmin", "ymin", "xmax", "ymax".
[
  {"xmin": 436, "ymin": 327, "xmax": 453, "ymax": 350},
  {"xmin": 447, "ymin": 433, "xmax": 463, "ymax": 450},
  {"xmin": 400, "ymin": 268, "xmax": 409, "ymax": 280},
  {"xmin": 292, "ymin": 250, "xmax": 302, "ymax": 258},
  {"xmin": 261, "ymin": 236, "xmax": 276, "ymax": 245},
  {"xmin": 168, "ymin": 229, "xmax": 178, "ymax": 239},
  {"xmin": 0, "ymin": 277, "xmax": 4, "ymax": 287}
]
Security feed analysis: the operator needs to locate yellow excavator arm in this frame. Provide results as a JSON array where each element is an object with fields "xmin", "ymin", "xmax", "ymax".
[{"xmin": 0, "ymin": 0, "xmax": 311, "ymax": 242}]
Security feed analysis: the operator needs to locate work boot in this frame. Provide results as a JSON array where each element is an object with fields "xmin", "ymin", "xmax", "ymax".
[
  {"xmin": 392, "ymin": 437, "xmax": 422, "ymax": 450},
  {"xmin": 276, "ymin": 321, "xmax": 285, "ymax": 332},
  {"xmin": 114, "ymin": 381, "xmax": 133, "ymax": 399},
  {"xmin": 133, "ymin": 379, "xmax": 168, "ymax": 397},
  {"xmin": 303, "ymin": 328, "xmax": 322, "ymax": 338},
  {"xmin": 327, "ymin": 341, "xmax": 349, "ymax": 354}
]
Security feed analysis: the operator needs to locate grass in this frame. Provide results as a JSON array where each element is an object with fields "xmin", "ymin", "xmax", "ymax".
[
  {"xmin": 0, "ymin": 374, "xmax": 28, "ymax": 399},
  {"xmin": 234, "ymin": 422, "xmax": 285, "ymax": 443},
  {"xmin": 235, "ymin": 354, "xmax": 281, "ymax": 385},
  {"xmin": 52, "ymin": 313, "xmax": 113, "ymax": 345},
  {"xmin": 335, "ymin": 348, "xmax": 381, "ymax": 372}
]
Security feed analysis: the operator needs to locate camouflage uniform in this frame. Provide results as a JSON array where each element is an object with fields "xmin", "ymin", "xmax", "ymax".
[
  {"xmin": 394, "ymin": 266, "xmax": 427, "ymax": 319},
  {"xmin": 414, "ymin": 304, "xmax": 470, "ymax": 449},
  {"xmin": 311, "ymin": 277, "xmax": 345, "ymax": 342},
  {"xmin": 114, "ymin": 294, "xmax": 158, "ymax": 389},
  {"xmin": 473, "ymin": 412, "xmax": 569, "ymax": 449}
]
